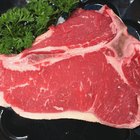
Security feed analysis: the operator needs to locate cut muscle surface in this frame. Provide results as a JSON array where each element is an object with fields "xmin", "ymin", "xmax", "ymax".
[{"xmin": 0, "ymin": 6, "xmax": 140, "ymax": 129}]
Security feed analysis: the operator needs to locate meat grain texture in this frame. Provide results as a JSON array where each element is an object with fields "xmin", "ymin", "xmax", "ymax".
[{"xmin": 0, "ymin": 6, "xmax": 140, "ymax": 129}]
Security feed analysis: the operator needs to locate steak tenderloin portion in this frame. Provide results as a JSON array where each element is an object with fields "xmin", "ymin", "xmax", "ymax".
[{"xmin": 0, "ymin": 6, "xmax": 140, "ymax": 129}]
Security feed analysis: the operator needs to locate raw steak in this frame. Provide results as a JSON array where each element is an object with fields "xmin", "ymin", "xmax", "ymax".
[{"xmin": 0, "ymin": 6, "xmax": 140, "ymax": 129}]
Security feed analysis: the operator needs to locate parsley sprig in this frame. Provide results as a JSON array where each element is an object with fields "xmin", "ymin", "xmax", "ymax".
[{"xmin": 0, "ymin": 0, "xmax": 79, "ymax": 54}]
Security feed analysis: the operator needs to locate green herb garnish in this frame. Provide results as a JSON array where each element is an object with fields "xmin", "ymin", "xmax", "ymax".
[{"xmin": 0, "ymin": 0, "xmax": 79, "ymax": 54}]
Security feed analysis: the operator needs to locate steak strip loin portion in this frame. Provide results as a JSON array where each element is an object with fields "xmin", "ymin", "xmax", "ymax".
[{"xmin": 0, "ymin": 6, "xmax": 140, "ymax": 129}]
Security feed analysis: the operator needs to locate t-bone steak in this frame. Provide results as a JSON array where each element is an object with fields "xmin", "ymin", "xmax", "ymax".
[{"xmin": 0, "ymin": 6, "xmax": 140, "ymax": 129}]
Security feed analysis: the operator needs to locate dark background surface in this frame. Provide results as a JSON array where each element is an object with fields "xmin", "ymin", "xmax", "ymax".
[{"xmin": 0, "ymin": 0, "xmax": 140, "ymax": 140}]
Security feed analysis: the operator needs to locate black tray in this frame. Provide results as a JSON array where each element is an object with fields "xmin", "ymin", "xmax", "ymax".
[{"xmin": 0, "ymin": 0, "xmax": 140, "ymax": 140}]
